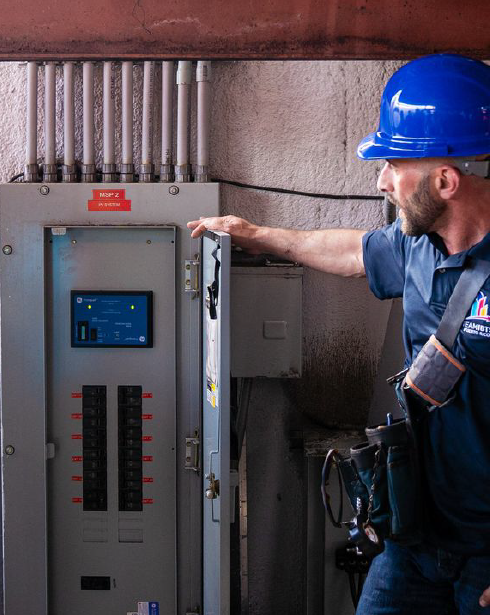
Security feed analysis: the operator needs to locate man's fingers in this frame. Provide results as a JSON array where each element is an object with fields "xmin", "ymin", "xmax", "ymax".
[
  {"xmin": 479, "ymin": 586, "xmax": 490, "ymax": 607},
  {"xmin": 190, "ymin": 222, "xmax": 208, "ymax": 239}
]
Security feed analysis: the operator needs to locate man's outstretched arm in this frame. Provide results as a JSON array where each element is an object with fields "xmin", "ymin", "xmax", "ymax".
[{"xmin": 187, "ymin": 215, "xmax": 366, "ymax": 278}]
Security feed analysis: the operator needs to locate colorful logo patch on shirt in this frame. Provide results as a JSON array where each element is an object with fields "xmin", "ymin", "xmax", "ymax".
[{"xmin": 462, "ymin": 291, "xmax": 490, "ymax": 338}]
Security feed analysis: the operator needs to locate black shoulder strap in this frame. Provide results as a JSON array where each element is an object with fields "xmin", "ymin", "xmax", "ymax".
[{"xmin": 436, "ymin": 259, "xmax": 490, "ymax": 349}]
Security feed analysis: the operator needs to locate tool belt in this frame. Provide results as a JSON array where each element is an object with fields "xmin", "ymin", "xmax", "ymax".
[{"xmin": 321, "ymin": 258, "xmax": 490, "ymax": 557}]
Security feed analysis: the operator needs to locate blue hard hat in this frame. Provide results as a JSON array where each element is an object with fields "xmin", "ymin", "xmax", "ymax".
[{"xmin": 357, "ymin": 54, "xmax": 490, "ymax": 160}]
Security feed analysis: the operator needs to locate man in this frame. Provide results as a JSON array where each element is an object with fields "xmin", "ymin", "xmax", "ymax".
[{"xmin": 188, "ymin": 54, "xmax": 490, "ymax": 614}]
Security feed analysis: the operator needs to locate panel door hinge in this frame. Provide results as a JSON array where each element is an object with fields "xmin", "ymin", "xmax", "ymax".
[
  {"xmin": 184, "ymin": 258, "xmax": 200, "ymax": 294},
  {"xmin": 185, "ymin": 431, "xmax": 200, "ymax": 473}
]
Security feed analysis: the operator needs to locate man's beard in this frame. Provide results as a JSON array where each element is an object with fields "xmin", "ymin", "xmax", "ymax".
[{"xmin": 388, "ymin": 174, "xmax": 447, "ymax": 237}]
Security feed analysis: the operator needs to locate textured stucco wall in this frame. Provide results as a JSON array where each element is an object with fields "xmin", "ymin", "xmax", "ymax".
[{"xmin": 0, "ymin": 60, "xmax": 403, "ymax": 615}]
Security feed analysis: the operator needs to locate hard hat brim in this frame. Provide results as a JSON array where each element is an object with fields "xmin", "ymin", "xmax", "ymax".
[{"xmin": 356, "ymin": 132, "xmax": 450, "ymax": 160}]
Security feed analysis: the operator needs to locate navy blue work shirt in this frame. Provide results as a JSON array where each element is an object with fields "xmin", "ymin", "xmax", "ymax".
[{"xmin": 363, "ymin": 217, "xmax": 490, "ymax": 555}]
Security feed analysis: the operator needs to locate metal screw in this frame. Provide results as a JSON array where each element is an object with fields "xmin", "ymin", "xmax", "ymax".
[
  {"xmin": 71, "ymin": 240, "xmax": 77, "ymax": 245},
  {"xmin": 5, "ymin": 445, "xmax": 15, "ymax": 456},
  {"xmin": 169, "ymin": 185, "xmax": 179, "ymax": 195},
  {"xmin": 2, "ymin": 245, "xmax": 12, "ymax": 255},
  {"xmin": 147, "ymin": 240, "xmax": 152, "ymax": 244},
  {"xmin": 40, "ymin": 185, "xmax": 50, "ymax": 196},
  {"xmin": 186, "ymin": 263, "xmax": 191, "ymax": 270}
]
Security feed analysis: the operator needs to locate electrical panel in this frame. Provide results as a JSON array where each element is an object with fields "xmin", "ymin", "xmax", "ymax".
[{"xmin": 0, "ymin": 183, "xmax": 221, "ymax": 615}]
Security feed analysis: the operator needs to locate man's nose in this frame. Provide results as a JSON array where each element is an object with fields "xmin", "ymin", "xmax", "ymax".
[{"xmin": 377, "ymin": 162, "xmax": 393, "ymax": 193}]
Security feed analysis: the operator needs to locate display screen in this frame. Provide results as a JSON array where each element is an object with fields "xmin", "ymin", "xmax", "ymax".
[{"xmin": 71, "ymin": 291, "xmax": 153, "ymax": 348}]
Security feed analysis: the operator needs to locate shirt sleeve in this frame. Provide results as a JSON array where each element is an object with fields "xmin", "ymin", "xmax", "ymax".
[{"xmin": 362, "ymin": 218, "xmax": 406, "ymax": 299}]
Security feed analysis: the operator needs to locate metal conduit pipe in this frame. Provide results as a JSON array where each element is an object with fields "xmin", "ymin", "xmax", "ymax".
[
  {"xmin": 62, "ymin": 62, "xmax": 77, "ymax": 182},
  {"xmin": 103, "ymin": 61, "xmax": 117, "ymax": 182},
  {"xmin": 160, "ymin": 61, "xmax": 174, "ymax": 183},
  {"xmin": 82, "ymin": 62, "xmax": 96, "ymax": 182},
  {"xmin": 195, "ymin": 61, "xmax": 212, "ymax": 182},
  {"xmin": 43, "ymin": 62, "xmax": 57, "ymax": 183},
  {"xmin": 25, "ymin": 62, "xmax": 39, "ymax": 182},
  {"xmin": 140, "ymin": 61, "xmax": 154, "ymax": 182},
  {"xmin": 175, "ymin": 61, "xmax": 192, "ymax": 183},
  {"xmin": 121, "ymin": 61, "xmax": 134, "ymax": 183}
]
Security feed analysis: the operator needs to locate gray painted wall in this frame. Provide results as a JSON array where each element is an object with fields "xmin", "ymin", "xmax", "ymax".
[{"xmin": 0, "ymin": 60, "xmax": 405, "ymax": 614}]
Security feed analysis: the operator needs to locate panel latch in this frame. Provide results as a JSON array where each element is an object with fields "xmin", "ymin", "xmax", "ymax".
[{"xmin": 205, "ymin": 473, "xmax": 220, "ymax": 499}]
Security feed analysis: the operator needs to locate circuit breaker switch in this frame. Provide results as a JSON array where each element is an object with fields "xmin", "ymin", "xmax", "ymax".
[
  {"xmin": 118, "ymin": 385, "xmax": 143, "ymax": 511},
  {"xmin": 82, "ymin": 385, "xmax": 107, "ymax": 512}
]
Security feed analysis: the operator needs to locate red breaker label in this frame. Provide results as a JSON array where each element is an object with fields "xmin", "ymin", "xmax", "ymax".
[
  {"xmin": 142, "ymin": 392, "xmax": 153, "ymax": 399},
  {"xmin": 71, "ymin": 413, "xmax": 82, "ymax": 420},
  {"xmin": 72, "ymin": 456, "xmax": 83, "ymax": 462},
  {"xmin": 142, "ymin": 436, "xmax": 153, "ymax": 442},
  {"xmin": 71, "ymin": 392, "xmax": 82, "ymax": 399},
  {"xmin": 143, "ymin": 455, "xmax": 153, "ymax": 462},
  {"xmin": 143, "ymin": 477, "xmax": 154, "ymax": 483},
  {"xmin": 88, "ymin": 189, "xmax": 131, "ymax": 212},
  {"xmin": 71, "ymin": 434, "xmax": 83, "ymax": 440},
  {"xmin": 142, "ymin": 498, "xmax": 154, "ymax": 505},
  {"xmin": 142, "ymin": 414, "xmax": 153, "ymax": 420},
  {"xmin": 72, "ymin": 497, "xmax": 83, "ymax": 504},
  {"xmin": 72, "ymin": 476, "xmax": 83, "ymax": 482}
]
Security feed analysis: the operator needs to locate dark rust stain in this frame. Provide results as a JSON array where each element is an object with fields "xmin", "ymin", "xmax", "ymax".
[{"xmin": 289, "ymin": 330, "xmax": 377, "ymax": 429}]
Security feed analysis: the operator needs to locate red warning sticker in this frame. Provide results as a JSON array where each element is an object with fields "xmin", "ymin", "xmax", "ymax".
[
  {"xmin": 142, "ymin": 436, "xmax": 153, "ymax": 442},
  {"xmin": 71, "ymin": 476, "xmax": 83, "ymax": 482},
  {"xmin": 72, "ymin": 497, "xmax": 83, "ymax": 503},
  {"xmin": 71, "ymin": 392, "xmax": 82, "ymax": 399},
  {"xmin": 71, "ymin": 434, "xmax": 83, "ymax": 440},
  {"xmin": 143, "ymin": 477, "xmax": 154, "ymax": 483},
  {"xmin": 142, "ymin": 414, "xmax": 153, "ymax": 420},
  {"xmin": 88, "ymin": 189, "xmax": 131, "ymax": 212},
  {"xmin": 72, "ymin": 456, "xmax": 83, "ymax": 462},
  {"xmin": 71, "ymin": 413, "xmax": 83, "ymax": 420},
  {"xmin": 142, "ymin": 498, "xmax": 154, "ymax": 505},
  {"xmin": 142, "ymin": 455, "xmax": 153, "ymax": 462},
  {"xmin": 142, "ymin": 392, "xmax": 153, "ymax": 399}
]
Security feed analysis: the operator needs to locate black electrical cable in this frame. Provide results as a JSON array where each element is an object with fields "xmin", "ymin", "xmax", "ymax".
[
  {"xmin": 213, "ymin": 178, "xmax": 384, "ymax": 201},
  {"xmin": 8, "ymin": 172, "xmax": 24, "ymax": 183}
]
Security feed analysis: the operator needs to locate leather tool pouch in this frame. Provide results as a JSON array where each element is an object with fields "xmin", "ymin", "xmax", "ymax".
[
  {"xmin": 336, "ymin": 416, "xmax": 422, "ymax": 544},
  {"xmin": 404, "ymin": 334, "xmax": 465, "ymax": 407}
]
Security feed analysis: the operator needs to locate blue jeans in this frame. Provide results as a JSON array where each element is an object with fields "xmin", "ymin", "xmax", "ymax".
[{"xmin": 356, "ymin": 540, "xmax": 490, "ymax": 615}]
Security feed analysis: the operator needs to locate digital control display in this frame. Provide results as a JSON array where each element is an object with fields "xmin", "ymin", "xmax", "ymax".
[{"xmin": 71, "ymin": 291, "xmax": 153, "ymax": 348}]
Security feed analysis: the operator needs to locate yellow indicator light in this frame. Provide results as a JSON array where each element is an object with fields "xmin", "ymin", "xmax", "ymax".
[
  {"xmin": 131, "ymin": 305, "xmax": 135, "ymax": 310},
  {"xmin": 88, "ymin": 305, "xmax": 92, "ymax": 309}
]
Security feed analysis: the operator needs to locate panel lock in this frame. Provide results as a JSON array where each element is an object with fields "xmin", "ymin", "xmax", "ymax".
[{"xmin": 205, "ymin": 473, "xmax": 220, "ymax": 499}]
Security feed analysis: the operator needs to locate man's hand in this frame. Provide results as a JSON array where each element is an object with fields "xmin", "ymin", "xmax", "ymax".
[
  {"xmin": 187, "ymin": 215, "xmax": 263, "ymax": 254},
  {"xmin": 480, "ymin": 587, "xmax": 490, "ymax": 608}
]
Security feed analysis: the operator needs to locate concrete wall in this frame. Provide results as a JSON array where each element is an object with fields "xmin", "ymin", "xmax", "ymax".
[{"xmin": 0, "ymin": 60, "xmax": 404, "ymax": 615}]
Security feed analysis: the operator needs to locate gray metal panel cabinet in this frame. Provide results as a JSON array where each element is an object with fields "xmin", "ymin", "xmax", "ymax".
[{"xmin": 230, "ymin": 266, "xmax": 303, "ymax": 378}]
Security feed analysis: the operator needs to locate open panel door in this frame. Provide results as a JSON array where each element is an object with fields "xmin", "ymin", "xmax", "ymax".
[{"xmin": 202, "ymin": 231, "xmax": 231, "ymax": 615}]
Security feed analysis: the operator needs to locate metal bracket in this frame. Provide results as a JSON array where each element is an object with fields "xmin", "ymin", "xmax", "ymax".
[
  {"xmin": 185, "ymin": 432, "xmax": 200, "ymax": 473},
  {"xmin": 184, "ymin": 258, "xmax": 200, "ymax": 294},
  {"xmin": 455, "ymin": 160, "xmax": 490, "ymax": 178}
]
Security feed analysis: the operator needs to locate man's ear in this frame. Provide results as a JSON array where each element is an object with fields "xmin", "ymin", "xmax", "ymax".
[{"xmin": 433, "ymin": 166, "xmax": 461, "ymax": 200}]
